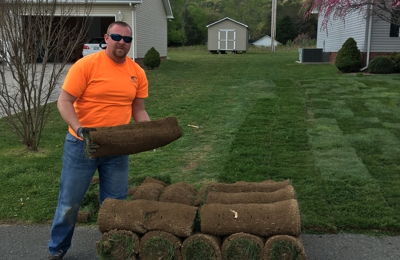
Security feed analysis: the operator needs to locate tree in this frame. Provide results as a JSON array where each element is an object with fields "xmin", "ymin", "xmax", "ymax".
[
  {"xmin": 302, "ymin": 0, "xmax": 400, "ymax": 29},
  {"xmin": 276, "ymin": 15, "xmax": 297, "ymax": 44},
  {"xmin": 0, "ymin": 0, "xmax": 93, "ymax": 151}
]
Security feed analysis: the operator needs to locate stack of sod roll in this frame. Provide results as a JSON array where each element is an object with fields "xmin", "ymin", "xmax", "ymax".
[{"xmin": 96, "ymin": 177, "xmax": 306, "ymax": 260}]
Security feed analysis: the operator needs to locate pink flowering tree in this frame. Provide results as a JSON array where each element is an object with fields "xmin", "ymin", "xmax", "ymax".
[{"xmin": 302, "ymin": 0, "xmax": 400, "ymax": 29}]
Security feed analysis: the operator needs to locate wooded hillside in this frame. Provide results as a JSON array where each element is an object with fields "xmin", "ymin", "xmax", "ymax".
[{"xmin": 168, "ymin": 0, "xmax": 317, "ymax": 46}]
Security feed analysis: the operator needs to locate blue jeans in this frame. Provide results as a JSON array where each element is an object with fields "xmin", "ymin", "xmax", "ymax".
[{"xmin": 48, "ymin": 133, "xmax": 129, "ymax": 256}]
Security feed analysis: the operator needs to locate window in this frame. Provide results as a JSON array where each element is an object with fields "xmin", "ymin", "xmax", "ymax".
[{"xmin": 390, "ymin": 10, "xmax": 400, "ymax": 37}]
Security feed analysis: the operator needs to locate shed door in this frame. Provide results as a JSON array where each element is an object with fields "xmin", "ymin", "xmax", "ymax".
[{"xmin": 218, "ymin": 29, "xmax": 236, "ymax": 50}]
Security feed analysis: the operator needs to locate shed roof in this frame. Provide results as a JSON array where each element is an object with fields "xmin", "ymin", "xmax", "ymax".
[
  {"xmin": 253, "ymin": 35, "xmax": 280, "ymax": 46},
  {"xmin": 206, "ymin": 17, "xmax": 248, "ymax": 28}
]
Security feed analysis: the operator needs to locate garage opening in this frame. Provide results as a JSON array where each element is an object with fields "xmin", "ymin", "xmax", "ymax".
[{"xmin": 22, "ymin": 16, "xmax": 115, "ymax": 62}]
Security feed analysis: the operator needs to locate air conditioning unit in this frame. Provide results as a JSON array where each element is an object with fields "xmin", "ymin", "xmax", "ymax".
[{"xmin": 298, "ymin": 48, "xmax": 323, "ymax": 62}]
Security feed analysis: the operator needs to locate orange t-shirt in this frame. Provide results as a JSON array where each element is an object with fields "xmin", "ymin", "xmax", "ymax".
[{"xmin": 62, "ymin": 51, "xmax": 148, "ymax": 138}]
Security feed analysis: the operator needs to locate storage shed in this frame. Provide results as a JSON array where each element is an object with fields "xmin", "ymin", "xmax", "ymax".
[{"xmin": 206, "ymin": 17, "xmax": 249, "ymax": 54}]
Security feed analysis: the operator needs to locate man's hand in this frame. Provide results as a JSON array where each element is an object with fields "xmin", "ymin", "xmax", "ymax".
[{"xmin": 76, "ymin": 127, "xmax": 100, "ymax": 153}]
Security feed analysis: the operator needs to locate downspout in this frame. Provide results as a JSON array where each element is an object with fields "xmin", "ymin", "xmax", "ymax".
[
  {"xmin": 360, "ymin": 4, "xmax": 372, "ymax": 71},
  {"xmin": 129, "ymin": 2, "xmax": 136, "ymax": 60}
]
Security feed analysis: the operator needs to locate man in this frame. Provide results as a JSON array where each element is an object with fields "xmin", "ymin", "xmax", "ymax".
[{"xmin": 48, "ymin": 21, "xmax": 150, "ymax": 260}]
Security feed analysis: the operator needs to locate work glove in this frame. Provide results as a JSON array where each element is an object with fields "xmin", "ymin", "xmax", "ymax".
[{"xmin": 76, "ymin": 127, "xmax": 100, "ymax": 153}]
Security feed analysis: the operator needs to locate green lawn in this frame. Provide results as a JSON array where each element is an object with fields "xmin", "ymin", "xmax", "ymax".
[{"xmin": 1, "ymin": 47, "xmax": 400, "ymax": 235}]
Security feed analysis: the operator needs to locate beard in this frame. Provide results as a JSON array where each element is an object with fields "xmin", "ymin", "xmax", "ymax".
[{"xmin": 112, "ymin": 46, "xmax": 128, "ymax": 58}]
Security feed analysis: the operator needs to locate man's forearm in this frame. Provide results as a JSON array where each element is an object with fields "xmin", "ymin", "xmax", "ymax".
[
  {"xmin": 57, "ymin": 101, "xmax": 81, "ymax": 133},
  {"xmin": 133, "ymin": 110, "xmax": 150, "ymax": 123}
]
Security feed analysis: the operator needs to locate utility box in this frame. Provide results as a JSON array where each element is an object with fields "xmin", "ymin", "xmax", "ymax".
[{"xmin": 298, "ymin": 48, "xmax": 323, "ymax": 62}]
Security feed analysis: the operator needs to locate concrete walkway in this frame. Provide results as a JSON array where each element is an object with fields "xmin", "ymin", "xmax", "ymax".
[{"xmin": 0, "ymin": 224, "xmax": 399, "ymax": 259}]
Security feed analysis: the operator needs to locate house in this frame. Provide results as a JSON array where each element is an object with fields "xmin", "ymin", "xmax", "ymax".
[
  {"xmin": 252, "ymin": 35, "xmax": 280, "ymax": 48},
  {"xmin": 206, "ymin": 17, "xmax": 249, "ymax": 54},
  {"xmin": 11, "ymin": 0, "xmax": 173, "ymax": 64},
  {"xmin": 316, "ymin": 6, "xmax": 400, "ymax": 67}
]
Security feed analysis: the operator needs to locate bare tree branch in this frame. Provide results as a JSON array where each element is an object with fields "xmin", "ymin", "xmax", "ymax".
[{"xmin": 0, "ymin": 0, "xmax": 94, "ymax": 151}]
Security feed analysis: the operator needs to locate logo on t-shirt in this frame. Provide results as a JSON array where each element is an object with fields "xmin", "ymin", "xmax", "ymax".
[{"xmin": 130, "ymin": 76, "xmax": 137, "ymax": 84}]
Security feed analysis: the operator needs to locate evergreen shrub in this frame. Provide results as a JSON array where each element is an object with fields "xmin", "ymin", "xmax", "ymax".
[
  {"xmin": 389, "ymin": 52, "xmax": 400, "ymax": 72},
  {"xmin": 368, "ymin": 56, "xmax": 395, "ymax": 74},
  {"xmin": 143, "ymin": 47, "xmax": 161, "ymax": 70},
  {"xmin": 335, "ymin": 37, "xmax": 362, "ymax": 73}
]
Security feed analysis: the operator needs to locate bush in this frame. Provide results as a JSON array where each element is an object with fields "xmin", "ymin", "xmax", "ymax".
[
  {"xmin": 294, "ymin": 33, "xmax": 310, "ymax": 47},
  {"xmin": 335, "ymin": 37, "xmax": 362, "ymax": 73},
  {"xmin": 368, "ymin": 56, "xmax": 395, "ymax": 74},
  {"xmin": 389, "ymin": 52, "xmax": 400, "ymax": 72},
  {"xmin": 143, "ymin": 47, "xmax": 161, "ymax": 70}
]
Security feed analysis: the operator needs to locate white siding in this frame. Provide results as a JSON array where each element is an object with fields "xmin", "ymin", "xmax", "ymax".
[
  {"xmin": 136, "ymin": 0, "xmax": 168, "ymax": 58},
  {"xmin": 317, "ymin": 10, "xmax": 367, "ymax": 52},
  {"xmin": 369, "ymin": 19, "xmax": 400, "ymax": 52}
]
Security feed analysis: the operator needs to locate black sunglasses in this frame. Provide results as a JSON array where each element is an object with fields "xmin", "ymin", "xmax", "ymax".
[{"xmin": 107, "ymin": 34, "xmax": 133, "ymax": 43}]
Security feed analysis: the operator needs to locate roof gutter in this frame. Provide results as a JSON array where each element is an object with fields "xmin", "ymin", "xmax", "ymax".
[{"xmin": 360, "ymin": 4, "xmax": 372, "ymax": 71}]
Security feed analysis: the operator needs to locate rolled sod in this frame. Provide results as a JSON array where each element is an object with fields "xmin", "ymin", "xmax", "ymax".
[
  {"xmin": 204, "ymin": 185, "xmax": 295, "ymax": 204},
  {"xmin": 86, "ymin": 117, "xmax": 182, "ymax": 158},
  {"xmin": 263, "ymin": 235, "xmax": 306, "ymax": 260},
  {"xmin": 96, "ymin": 229, "xmax": 140, "ymax": 260},
  {"xmin": 130, "ymin": 183, "xmax": 165, "ymax": 201},
  {"xmin": 98, "ymin": 198, "xmax": 197, "ymax": 237},
  {"xmin": 182, "ymin": 233, "xmax": 222, "ymax": 260},
  {"xmin": 159, "ymin": 182, "xmax": 197, "ymax": 206},
  {"xmin": 142, "ymin": 176, "xmax": 168, "ymax": 187},
  {"xmin": 200, "ymin": 199, "xmax": 301, "ymax": 237},
  {"xmin": 139, "ymin": 230, "xmax": 182, "ymax": 260},
  {"xmin": 221, "ymin": 233, "xmax": 264, "ymax": 260},
  {"xmin": 194, "ymin": 179, "xmax": 290, "ymax": 206}
]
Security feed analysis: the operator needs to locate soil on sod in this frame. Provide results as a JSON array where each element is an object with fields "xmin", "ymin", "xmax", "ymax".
[
  {"xmin": 200, "ymin": 199, "xmax": 301, "ymax": 237},
  {"xmin": 159, "ymin": 182, "xmax": 197, "ymax": 206},
  {"xmin": 130, "ymin": 183, "xmax": 165, "ymax": 201},
  {"xmin": 98, "ymin": 198, "xmax": 197, "ymax": 237},
  {"xmin": 204, "ymin": 184, "xmax": 295, "ymax": 204},
  {"xmin": 87, "ymin": 117, "xmax": 182, "ymax": 158},
  {"xmin": 194, "ymin": 179, "xmax": 291, "ymax": 206}
]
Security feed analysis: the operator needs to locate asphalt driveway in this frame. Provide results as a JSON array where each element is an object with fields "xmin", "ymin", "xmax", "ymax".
[{"xmin": 0, "ymin": 224, "xmax": 399, "ymax": 260}]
